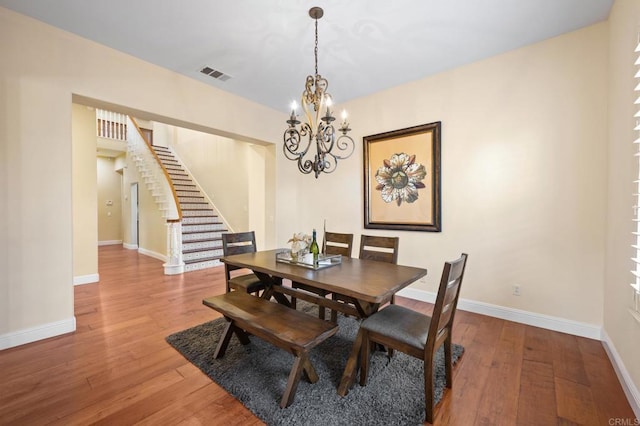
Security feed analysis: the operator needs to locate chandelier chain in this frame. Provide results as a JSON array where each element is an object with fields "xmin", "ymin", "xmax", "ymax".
[{"xmin": 314, "ymin": 18, "xmax": 319, "ymax": 77}]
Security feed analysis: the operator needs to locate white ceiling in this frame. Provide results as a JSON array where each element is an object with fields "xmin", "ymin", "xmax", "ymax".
[{"xmin": 0, "ymin": 0, "xmax": 613, "ymax": 113}]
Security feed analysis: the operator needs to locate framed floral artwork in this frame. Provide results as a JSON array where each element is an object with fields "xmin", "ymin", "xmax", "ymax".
[{"xmin": 363, "ymin": 122, "xmax": 441, "ymax": 232}]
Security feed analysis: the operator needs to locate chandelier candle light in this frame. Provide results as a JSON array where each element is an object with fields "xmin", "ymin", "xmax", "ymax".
[{"xmin": 283, "ymin": 6, "xmax": 355, "ymax": 178}]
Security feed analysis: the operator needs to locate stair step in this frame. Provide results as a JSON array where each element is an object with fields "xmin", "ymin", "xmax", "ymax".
[
  {"xmin": 182, "ymin": 231, "xmax": 227, "ymax": 242},
  {"xmin": 182, "ymin": 216, "xmax": 219, "ymax": 225},
  {"xmin": 182, "ymin": 255, "xmax": 222, "ymax": 263},
  {"xmin": 176, "ymin": 191, "xmax": 201, "ymax": 197},
  {"xmin": 183, "ymin": 248, "xmax": 224, "ymax": 261},
  {"xmin": 181, "ymin": 203, "xmax": 211, "ymax": 210},
  {"xmin": 178, "ymin": 197, "xmax": 205, "ymax": 204},
  {"xmin": 183, "ymin": 223, "xmax": 227, "ymax": 233},
  {"xmin": 182, "ymin": 239, "xmax": 222, "ymax": 251},
  {"xmin": 183, "ymin": 244, "xmax": 223, "ymax": 254},
  {"xmin": 184, "ymin": 258, "xmax": 223, "ymax": 272},
  {"xmin": 184, "ymin": 255, "xmax": 222, "ymax": 264},
  {"xmin": 182, "ymin": 209, "xmax": 216, "ymax": 217}
]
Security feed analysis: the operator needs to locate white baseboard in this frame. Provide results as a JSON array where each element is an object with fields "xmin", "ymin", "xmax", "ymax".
[
  {"xmin": 73, "ymin": 273, "xmax": 99, "ymax": 286},
  {"xmin": 138, "ymin": 247, "xmax": 166, "ymax": 262},
  {"xmin": 123, "ymin": 243, "xmax": 138, "ymax": 250},
  {"xmin": 398, "ymin": 287, "xmax": 639, "ymax": 416},
  {"xmin": 0, "ymin": 317, "xmax": 76, "ymax": 350},
  {"xmin": 601, "ymin": 330, "xmax": 640, "ymax": 420},
  {"xmin": 397, "ymin": 287, "xmax": 602, "ymax": 340},
  {"xmin": 98, "ymin": 240, "xmax": 122, "ymax": 246}
]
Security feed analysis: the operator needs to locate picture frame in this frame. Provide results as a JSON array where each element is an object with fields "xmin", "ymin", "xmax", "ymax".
[{"xmin": 363, "ymin": 122, "xmax": 441, "ymax": 232}]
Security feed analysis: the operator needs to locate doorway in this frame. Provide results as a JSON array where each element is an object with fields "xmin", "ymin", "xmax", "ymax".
[
  {"xmin": 140, "ymin": 128, "xmax": 153, "ymax": 146},
  {"xmin": 130, "ymin": 182, "xmax": 139, "ymax": 248}
]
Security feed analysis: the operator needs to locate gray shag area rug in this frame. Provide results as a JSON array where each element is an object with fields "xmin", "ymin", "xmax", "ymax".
[{"xmin": 166, "ymin": 304, "xmax": 464, "ymax": 426}]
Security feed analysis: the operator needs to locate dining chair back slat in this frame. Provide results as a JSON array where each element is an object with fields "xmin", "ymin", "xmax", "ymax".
[{"xmin": 323, "ymin": 232, "xmax": 354, "ymax": 258}]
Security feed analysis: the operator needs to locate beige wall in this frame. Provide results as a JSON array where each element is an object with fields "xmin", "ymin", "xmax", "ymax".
[
  {"xmin": 605, "ymin": 0, "xmax": 640, "ymax": 407},
  {"xmin": 72, "ymin": 104, "xmax": 98, "ymax": 280},
  {"xmin": 0, "ymin": 6, "xmax": 284, "ymax": 343},
  {"xmin": 97, "ymin": 157, "xmax": 122, "ymax": 243},
  {"xmin": 168, "ymin": 125, "xmax": 272, "ymax": 238},
  {"xmin": 279, "ymin": 23, "xmax": 609, "ymax": 327}
]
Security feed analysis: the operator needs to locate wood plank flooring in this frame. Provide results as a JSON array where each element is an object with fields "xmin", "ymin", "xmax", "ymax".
[{"xmin": 0, "ymin": 245, "xmax": 635, "ymax": 425}]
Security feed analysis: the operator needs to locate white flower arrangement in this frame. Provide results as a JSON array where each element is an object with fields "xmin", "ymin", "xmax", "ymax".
[{"xmin": 287, "ymin": 232, "xmax": 312, "ymax": 256}]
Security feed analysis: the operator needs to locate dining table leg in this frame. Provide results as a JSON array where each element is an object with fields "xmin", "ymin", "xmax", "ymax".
[
  {"xmin": 337, "ymin": 327, "xmax": 365, "ymax": 396},
  {"xmin": 253, "ymin": 271, "xmax": 290, "ymax": 306}
]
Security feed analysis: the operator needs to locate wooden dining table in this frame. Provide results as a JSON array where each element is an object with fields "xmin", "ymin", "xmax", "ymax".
[
  {"xmin": 221, "ymin": 249, "xmax": 428, "ymax": 319},
  {"xmin": 221, "ymin": 248, "xmax": 428, "ymax": 396}
]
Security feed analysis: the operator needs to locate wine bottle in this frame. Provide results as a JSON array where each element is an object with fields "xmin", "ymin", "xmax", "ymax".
[{"xmin": 310, "ymin": 229, "xmax": 319, "ymax": 262}]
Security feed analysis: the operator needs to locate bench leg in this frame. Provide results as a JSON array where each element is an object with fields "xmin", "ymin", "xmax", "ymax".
[
  {"xmin": 214, "ymin": 321, "xmax": 234, "ymax": 358},
  {"xmin": 214, "ymin": 319, "xmax": 250, "ymax": 359},
  {"xmin": 280, "ymin": 354, "xmax": 306, "ymax": 408},
  {"xmin": 301, "ymin": 354, "xmax": 319, "ymax": 384}
]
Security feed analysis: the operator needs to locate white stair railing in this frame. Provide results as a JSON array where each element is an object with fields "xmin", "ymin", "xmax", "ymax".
[
  {"xmin": 126, "ymin": 117, "xmax": 184, "ymax": 274},
  {"xmin": 97, "ymin": 109, "xmax": 127, "ymax": 140},
  {"xmin": 126, "ymin": 117, "xmax": 179, "ymax": 220}
]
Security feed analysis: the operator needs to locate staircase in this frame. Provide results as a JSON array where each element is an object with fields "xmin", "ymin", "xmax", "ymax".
[{"xmin": 152, "ymin": 145, "xmax": 228, "ymax": 272}]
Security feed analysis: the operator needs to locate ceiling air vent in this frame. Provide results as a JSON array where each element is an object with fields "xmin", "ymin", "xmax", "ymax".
[{"xmin": 200, "ymin": 66, "xmax": 232, "ymax": 82}]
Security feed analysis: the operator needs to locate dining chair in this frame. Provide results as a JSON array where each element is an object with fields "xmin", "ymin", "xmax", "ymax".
[
  {"xmin": 359, "ymin": 234, "xmax": 399, "ymax": 264},
  {"xmin": 355, "ymin": 253, "xmax": 468, "ymax": 424},
  {"xmin": 323, "ymin": 231, "xmax": 354, "ymax": 257},
  {"xmin": 221, "ymin": 231, "xmax": 265, "ymax": 296},
  {"xmin": 292, "ymin": 231, "xmax": 354, "ymax": 320},
  {"xmin": 329, "ymin": 234, "xmax": 400, "ymax": 322}
]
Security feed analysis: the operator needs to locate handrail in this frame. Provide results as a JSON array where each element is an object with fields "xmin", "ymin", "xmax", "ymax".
[{"xmin": 128, "ymin": 117, "xmax": 183, "ymax": 221}]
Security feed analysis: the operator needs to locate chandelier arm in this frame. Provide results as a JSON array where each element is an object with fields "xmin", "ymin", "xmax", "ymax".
[
  {"xmin": 331, "ymin": 134, "xmax": 356, "ymax": 160},
  {"xmin": 317, "ymin": 151, "xmax": 338, "ymax": 174},
  {"xmin": 283, "ymin": 127, "xmax": 312, "ymax": 161},
  {"xmin": 300, "ymin": 158, "xmax": 316, "ymax": 175},
  {"xmin": 318, "ymin": 124, "xmax": 335, "ymax": 154}
]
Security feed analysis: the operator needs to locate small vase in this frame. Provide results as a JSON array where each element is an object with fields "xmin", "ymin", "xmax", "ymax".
[{"xmin": 291, "ymin": 248, "xmax": 307, "ymax": 261}]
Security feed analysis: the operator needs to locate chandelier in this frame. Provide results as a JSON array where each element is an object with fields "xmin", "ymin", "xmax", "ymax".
[{"xmin": 283, "ymin": 7, "xmax": 355, "ymax": 178}]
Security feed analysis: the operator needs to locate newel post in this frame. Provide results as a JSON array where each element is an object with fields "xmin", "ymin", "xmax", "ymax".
[{"xmin": 164, "ymin": 220, "xmax": 185, "ymax": 275}]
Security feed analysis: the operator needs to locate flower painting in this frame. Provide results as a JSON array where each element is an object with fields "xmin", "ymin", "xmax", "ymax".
[
  {"xmin": 375, "ymin": 153, "xmax": 427, "ymax": 206},
  {"xmin": 364, "ymin": 122, "xmax": 441, "ymax": 232}
]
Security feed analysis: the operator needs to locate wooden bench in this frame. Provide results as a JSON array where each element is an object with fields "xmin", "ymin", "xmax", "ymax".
[{"xmin": 202, "ymin": 291, "xmax": 338, "ymax": 408}]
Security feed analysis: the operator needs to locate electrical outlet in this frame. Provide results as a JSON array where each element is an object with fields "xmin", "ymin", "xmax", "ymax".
[{"xmin": 513, "ymin": 285, "xmax": 521, "ymax": 296}]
